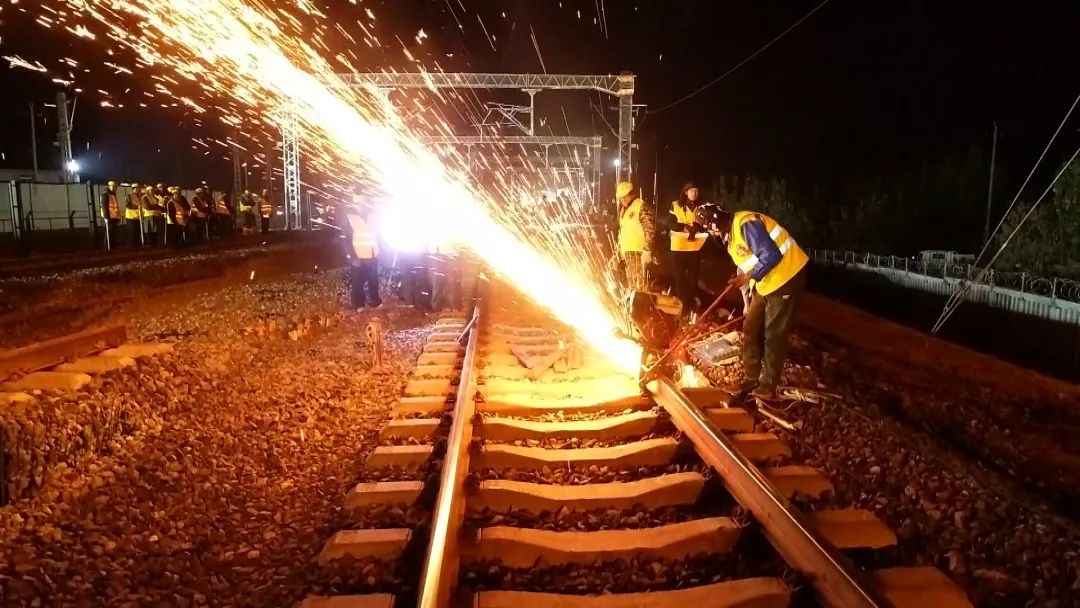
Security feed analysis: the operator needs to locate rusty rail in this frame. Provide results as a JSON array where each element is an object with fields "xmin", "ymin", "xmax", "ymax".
[
  {"xmin": 650, "ymin": 377, "xmax": 892, "ymax": 608},
  {"xmin": 416, "ymin": 304, "xmax": 482, "ymax": 608},
  {"xmin": 0, "ymin": 324, "xmax": 127, "ymax": 382}
]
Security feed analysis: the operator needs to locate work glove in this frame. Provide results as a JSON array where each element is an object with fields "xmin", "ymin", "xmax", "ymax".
[{"xmin": 641, "ymin": 250, "xmax": 653, "ymax": 266}]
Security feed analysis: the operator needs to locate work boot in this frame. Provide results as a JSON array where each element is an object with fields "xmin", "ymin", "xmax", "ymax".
[
  {"xmin": 752, "ymin": 385, "xmax": 778, "ymax": 403},
  {"xmin": 732, "ymin": 379, "xmax": 758, "ymax": 406}
]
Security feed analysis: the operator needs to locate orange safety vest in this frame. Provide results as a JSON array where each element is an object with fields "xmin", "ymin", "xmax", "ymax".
[
  {"xmin": 166, "ymin": 199, "xmax": 188, "ymax": 226},
  {"xmin": 259, "ymin": 197, "xmax": 273, "ymax": 218},
  {"xmin": 215, "ymin": 196, "xmax": 231, "ymax": 216},
  {"xmin": 727, "ymin": 211, "xmax": 808, "ymax": 296},
  {"xmin": 101, "ymin": 192, "xmax": 120, "ymax": 220}
]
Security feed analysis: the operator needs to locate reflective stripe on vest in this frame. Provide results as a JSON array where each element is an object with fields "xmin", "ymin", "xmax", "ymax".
[
  {"xmin": 101, "ymin": 193, "xmax": 120, "ymax": 219},
  {"xmin": 670, "ymin": 201, "xmax": 707, "ymax": 252},
  {"xmin": 260, "ymin": 200, "xmax": 272, "ymax": 217},
  {"xmin": 346, "ymin": 213, "xmax": 378, "ymax": 259},
  {"xmin": 216, "ymin": 198, "xmax": 231, "ymax": 215},
  {"xmin": 618, "ymin": 198, "xmax": 647, "ymax": 252},
  {"xmin": 726, "ymin": 211, "xmax": 808, "ymax": 296}
]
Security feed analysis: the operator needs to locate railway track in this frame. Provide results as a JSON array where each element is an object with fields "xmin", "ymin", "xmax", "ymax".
[{"xmin": 303, "ymin": 281, "xmax": 972, "ymax": 608}]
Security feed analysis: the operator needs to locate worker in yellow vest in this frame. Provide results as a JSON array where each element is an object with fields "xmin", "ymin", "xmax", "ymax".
[
  {"xmin": 694, "ymin": 204, "xmax": 808, "ymax": 401},
  {"xmin": 258, "ymin": 190, "xmax": 273, "ymax": 235},
  {"xmin": 99, "ymin": 181, "xmax": 122, "ymax": 250},
  {"xmin": 214, "ymin": 192, "xmax": 235, "ymax": 239},
  {"xmin": 668, "ymin": 181, "xmax": 708, "ymax": 316},
  {"xmin": 239, "ymin": 190, "xmax": 256, "ymax": 235},
  {"xmin": 615, "ymin": 180, "xmax": 655, "ymax": 291},
  {"xmin": 342, "ymin": 203, "xmax": 382, "ymax": 309},
  {"xmin": 142, "ymin": 184, "xmax": 166, "ymax": 246},
  {"xmin": 165, "ymin": 187, "xmax": 188, "ymax": 248},
  {"xmin": 189, "ymin": 185, "xmax": 212, "ymax": 243},
  {"xmin": 124, "ymin": 182, "xmax": 144, "ymax": 247}
]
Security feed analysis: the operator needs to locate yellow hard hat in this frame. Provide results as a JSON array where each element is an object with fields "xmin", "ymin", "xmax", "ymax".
[
  {"xmin": 616, "ymin": 181, "xmax": 634, "ymax": 198},
  {"xmin": 107, "ymin": 180, "xmax": 117, "ymax": 188},
  {"xmin": 144, "ymin": 185, "xmax": 154, "ymax": 193},
  {"xmin": 168, "ymin": 186, "xmax": 179, "ymax": 194}
]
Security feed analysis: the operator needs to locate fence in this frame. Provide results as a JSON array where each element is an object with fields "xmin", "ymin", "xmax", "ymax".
[
  {"xmin": 811, "ymin": 249, "xmax": 1080, "ymax": 325},
  {"xmin": 0, "ymin": 181, "xmax": 296, "ymax": 242}
]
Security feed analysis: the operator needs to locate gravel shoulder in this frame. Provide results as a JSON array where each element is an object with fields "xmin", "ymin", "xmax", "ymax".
[
  {"xmin": 691, "ymin": 290, "xmax": 1080, "ymax": 607},
  {"xmin": 0, "ymin": 268, "xmax": 435, "ymax": 607}
]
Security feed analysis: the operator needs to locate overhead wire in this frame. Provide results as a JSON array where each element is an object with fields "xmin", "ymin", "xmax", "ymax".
[
  {"xmin": 932, "ymin": 144, "xmax": 1080, "ymax": 334},
  {"xmin": 649, "ymin": 0, "xmax": 831, "ymax": 114},
  {"xmin": 931, "ymin": 91, "xmax": 1080, "ymax": 333}
]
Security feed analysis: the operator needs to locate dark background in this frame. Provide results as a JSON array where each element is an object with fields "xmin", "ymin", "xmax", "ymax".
[{"xmin": 1, "ymin": 0, "xmax": 1077, "ymax": 252}]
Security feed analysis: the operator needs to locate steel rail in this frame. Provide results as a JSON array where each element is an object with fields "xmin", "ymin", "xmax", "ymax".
[
  {"xmin": 416, "ymin": 305, "xmax": 482, "ymax": 608},
  {"xmin": 650, "ymin": 378, "xmax": 893, "ymax": 608}
]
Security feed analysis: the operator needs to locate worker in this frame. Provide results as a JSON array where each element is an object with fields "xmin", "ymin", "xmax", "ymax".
[
  {"xmin": 165, "ymin": 186, "xmax": 188, "ymax": 248},
  {"xmin": 124, "ymin": 182, "xmax": 144, "ymax": 247},
  {"xmin": 669, "ymin": 182, "xmax": 709, "ymax": 317},
  {"xmin": 143, "ymin": 184, "xmax": 166, "ymax": 246},
  {"xmin": 214, "ymin": 191, "xmax": 235, "ymax": 238},
  {"xmin": 616, "ymin": 180, "xmax": 655, "ymax": 291},
  {"xmin": 429, "ymin": 240, "xmax": 477, "ymax": 312},
  {"xmin": 188, "ymin": 186, "xmax": 211, "ymax": 243},
  {"xmin": 342, "ymin": 203, "xmax": 382, "ymax": 309},
  {"xmin": 99, "ymin": 181, "xmax": 123, "ymax": 250},
  {"xmin": 694, "ymin": 205, "xmax": 808, "ymax": 401},
  {"xmin": 239, "ymin": 190, "xmax": 256, "ymax": 235},
  {"xmin": 258, "ymin": 189, "xmax": 273, "ymax": 235}
]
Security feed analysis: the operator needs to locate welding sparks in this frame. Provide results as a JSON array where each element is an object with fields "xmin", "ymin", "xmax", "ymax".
[{"xmin": 35, "ymin": 0, "xmax": 641, "ymax": 373}]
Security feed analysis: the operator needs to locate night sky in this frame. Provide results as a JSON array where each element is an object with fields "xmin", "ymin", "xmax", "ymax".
[{"xmin": 0, "ymin": 1, "xmax": 1077, "ymax": 208}]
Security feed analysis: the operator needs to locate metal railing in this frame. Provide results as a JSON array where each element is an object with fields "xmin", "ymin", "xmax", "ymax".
[{"xmin": 812, "ymin": 249, "xmax": 1080, "ymax": 305}]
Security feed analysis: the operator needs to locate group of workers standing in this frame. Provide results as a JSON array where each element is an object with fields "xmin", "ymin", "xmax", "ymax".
[
  {"xmin": 340, "ymin": 201, "xmax": 478, "ymax": 312},
  {"xmin": 616, "ymin": 179, "xmax": 808, "ymax": 402},
  {"xmin": 98, "ymin": 181, "xmax": 276, "ymax": 250}
]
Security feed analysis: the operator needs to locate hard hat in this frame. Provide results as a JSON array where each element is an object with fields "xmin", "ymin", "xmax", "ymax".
[
  {"xmin": 168, "ymin": 186, "xmax": 179, "ymax": 194},
  {"xmin": 155, "ymin": 183, "xmax": 165, "ymax": 189},
  {"xmin": 107, "ymin": 180, "xmax": 117, "ymax": 188},
  {"xmin": 144, "ymin": 185, "xmax": 154, "ymax": 193},
  {"xmin": 131, "ymin": 182, "xmax": 141, "ymax": 188},
  {"xmin": 196, "ymin": 186, "xmax": 206, "ymax": 194},
  {"xmin": 261, "ymin": 189, "xmax": 270, "ymax": 196},
  {"xmin": 616, "ymin": 181, "xmax": 634, "ymax": 198},
  {"xmin": 693, "ymin": 203, "xmax": 731, "ymax": 235},
  {"xmin": 244, "ymin": 190, "xmax": 251, "ymax": 195}
]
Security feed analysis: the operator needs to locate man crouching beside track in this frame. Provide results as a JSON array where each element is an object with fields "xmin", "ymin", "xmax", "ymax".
[{"xmin": 694, "ymin": 204, "xmax": 808, "ymax": 402}]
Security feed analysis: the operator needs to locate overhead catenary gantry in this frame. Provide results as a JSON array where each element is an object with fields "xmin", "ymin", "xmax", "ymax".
[
  {"xmin": 342, "ymin": 72, "xmax": 636, "ymax": 184},
  {"xmin": 280, "ymin": 72, "xmax": 634, "ymax": 226}
]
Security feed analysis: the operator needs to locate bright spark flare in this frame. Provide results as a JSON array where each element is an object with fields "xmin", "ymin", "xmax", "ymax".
[{"xmin": 36, "ymin": 0, "xmax": 641, "ymax": 372}]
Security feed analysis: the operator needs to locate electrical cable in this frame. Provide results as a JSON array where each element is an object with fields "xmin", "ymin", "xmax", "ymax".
[
  {"xmin": 932, "ymin": 91, "xmax": 1080, "ymax": 331},
  {"xmin": 649, "ymin": 0, "xmax": 831, "ymax": 114},
  {"xmin": 932, "ymin": 144, "xmax": 1080, "ymax": 334}
]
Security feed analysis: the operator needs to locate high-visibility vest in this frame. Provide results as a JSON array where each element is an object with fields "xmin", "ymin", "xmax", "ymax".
[
  {"xmin": 239, "ymin": 196, "xmax": 254, "ymax": 213},
  {"xmin": 190, "ymin": 196, "xmax": 210, "ymax": 219},
  {"xmin": 670, "ymin": 201, "xmax": 707, "ymax": 252},
  {"xmin": 124, "ymin": 193, "xmax": 142, "ymax": 220},
  {"xmin": 259, "ymin": 198, "xmax": 272, "ymax": 218},
  {"xmin": 166, "ymin": 200, "xmax": 188, "ymax": 226},
  {"xmin": 346, "ymin": 213, "xmax": 378, "ymax": 259},
  {"xmin": 143, "ymin": 194, "xmax": 163, "ymax": 217},
  {"xmin": 727, "ymin": 211, "xmax": 808, "ymax": 296},
  {"xmin": 215, "ymin": 196, "xmax": 232, "ymax": 216},
  {"xmin": 100, "ymin": 192, "xmax": 120, "ymax": 220},
  {"xmin": 618, "ymin": 198, "xmax": 647, "ymax": 253}
]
